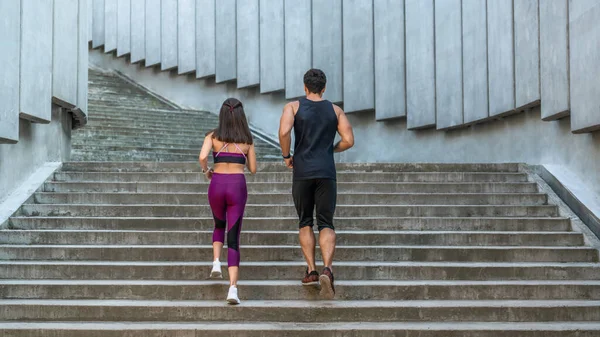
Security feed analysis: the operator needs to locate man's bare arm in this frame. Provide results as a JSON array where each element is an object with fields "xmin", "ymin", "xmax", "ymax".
[
  {"xmin": 333, "ymin": 105, "xmax": 354, "ymax": 153},
  {"xmin": 279, "ymin": 103, "xmax": 295, "ymax": 157}
]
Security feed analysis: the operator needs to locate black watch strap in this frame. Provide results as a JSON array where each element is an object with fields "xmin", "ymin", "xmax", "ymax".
[{"xmin": 282, "ymin": 153, "xmax": 291, "ymax": 159}]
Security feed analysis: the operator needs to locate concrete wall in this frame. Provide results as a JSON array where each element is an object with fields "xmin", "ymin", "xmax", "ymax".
[
  {"xmin": 0, "ymin": 0, "xmax": 21, "ymax": 143},
  {"xmin": 117, "ymin": 0, "xmax": 131, "ymax": 57},
  {"xmin": 215, "ymin": 0, "xmax": 236, "ymax": 83},
  {"xmin": 312, "ymin": 0, "xmax": 343, "ymax": 103},
  {"xmin": 236, "ymin": 0, "xmax": 260, "ymax": 88},
  {"xmin": 284, "ymin": 0, "xmax": 312, "ymax": 99},
  {"xmin": 462, "ymin": 0, "xmax": 488, "ymax": 124},
  {"xmin": 259, "ymin": 0, "xmax": 285, "ymax": 93}
]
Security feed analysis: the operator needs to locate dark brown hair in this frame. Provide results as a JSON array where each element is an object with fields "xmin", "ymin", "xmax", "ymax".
[
  {"xmin": 210, "ymin": 98, "xmax": 253, "ymax": 145},
  {"xmin": 304, "ymin": 68, "xmax": 327, "ymax": 94}
]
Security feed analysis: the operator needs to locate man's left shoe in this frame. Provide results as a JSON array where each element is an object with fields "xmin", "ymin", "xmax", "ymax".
[{"xmin": 319, "ymin": 267, "xmax": 335, "ymax": 300}]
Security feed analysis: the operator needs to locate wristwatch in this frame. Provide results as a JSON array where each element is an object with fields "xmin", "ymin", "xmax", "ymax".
[{"xmin": 282, "ymin": 153, "xmax": 291, "ymax": 159}]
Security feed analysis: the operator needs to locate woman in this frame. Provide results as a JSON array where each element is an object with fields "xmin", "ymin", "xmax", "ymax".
[{"xmin": 199, "ymin": 98, "xmax": 257, "ymax": 305}]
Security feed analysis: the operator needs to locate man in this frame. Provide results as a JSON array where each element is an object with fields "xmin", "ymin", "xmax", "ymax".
[{"xmin": 278, "ymin": 69, "xmax": 354, "ymax": 299}]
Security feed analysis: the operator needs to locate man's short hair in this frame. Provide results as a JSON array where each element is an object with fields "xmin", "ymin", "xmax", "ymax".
[{"xmin": 303, "ymin": 69, "xmax": 327, "ymax": 94}]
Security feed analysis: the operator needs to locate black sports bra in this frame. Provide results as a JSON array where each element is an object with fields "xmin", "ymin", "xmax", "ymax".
[{"xmin": 212, "ymin": 143, "xmax": 247, "ymax": 165}]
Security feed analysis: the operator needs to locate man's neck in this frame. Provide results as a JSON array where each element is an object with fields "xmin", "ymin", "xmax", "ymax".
[{"xmin": 305, "ymin": 93, "xmax": 323, "ymax": 102}]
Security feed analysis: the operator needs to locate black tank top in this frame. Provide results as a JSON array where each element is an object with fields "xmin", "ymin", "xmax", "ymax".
[{"xmin": 293, "ymin": 97, "xmax": 338, "ymax": 180}]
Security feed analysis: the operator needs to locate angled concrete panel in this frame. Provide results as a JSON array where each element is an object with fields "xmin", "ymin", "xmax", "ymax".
[
  {"xmin": 514, "ymin": 0, "xmax": 540, "ymax": 110},
  {"xmin": 53, "ymin": 0, "xmax": 79, "ymax": 108},
  {"xmin": 285, "ymin": 0, "xmax": 312, "ymax": 99},
  {"xmin": 92, "ymin": 0, "xmax": 105, "ymax": 48},
  {"xmin": 260, "ymin": 0, "xmax": 285, "ymax": 93},
  {"xmin": 435, "ymin": 0, "xmax": 463, "ymax": 130},
  {"xmin": 104, "ymin": 0, "xmax": 118, "ymax": 52},
  {"xmin": 487, "ymin": 0, "xmax": 515, "ymax": 117},
  {"xmin": 343, "ymin": 0, "xmax": 375, "ymax": 113},
  {"xmin": 20, "ymin": 0, "xmax": 53, "ymax": 123},
  {"xmin": 0, "ymin": 0, "xmax": 20, "ymax": 143},
  {"xmin": 215, "ymin": 0, "xmax": 237, "ymax": 82},
  {"xmin": 462, "ymin": 0, "xmax": 489, "ymax": 124},
  {"xmin": 117, "ymin": 0, "xmax": 131, "ymax": 56},
  {"xmin": 312, "ymin": 0, "xmax": 342, "ymax": 103},
  {"xmin": 88, "ymin": 0, "xmax": 93, "ymax": 42},
  {"xmin": 161, "ymin": 0, "xmax": 178, "ymax": 70},
  {"xmin": 405, "ymin": 0, "xmax": 436, "ymax": 129},
  {"xmin": 177, "ymin": 0, "xmax": 196, "ymax": 74},
  {"xmin": 569, "ymin": 0, "xmax": 600, "ymax": 133},
  {"xmin": 78, "ymin": 0, "xmax": 90, "ymax": 117},
  {"xmin": 374, "ymin": 0, "xmax": 405, "ymax": 120},
  {"xmin": 196, "ymin": 0, "xmax": 215, "ymax": 78},
  {"xmin": 130, "ymin": 0, "xmax": 146, "ymax": 63},
  {"xmin": 145, "ymin": 0, "xmax": 161, "ymax": 67},
  {"xmin": 539, "ymin": 0, "xmax": 569, "ymax": 120},
  {"xmin": 236, "ymin": 0, "xmax": 260, "ymax": 88}
]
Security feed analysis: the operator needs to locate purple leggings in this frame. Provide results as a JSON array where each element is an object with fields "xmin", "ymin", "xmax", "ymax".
[{"xmin": 208, "ymin": 173, "xmax": 247, "ymax": 267}]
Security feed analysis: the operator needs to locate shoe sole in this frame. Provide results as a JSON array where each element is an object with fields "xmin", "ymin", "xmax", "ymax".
[
  {"xmin": 302, "ymin": 281, "xmax": 319, "ymax": 287},
  {"xmin": 227, "ymin": 298, "xmax": 240, "ymax": 305},
  {"xmin": 319, "ymin": 275, "xmax": 335, "ymax": 300},
  {"xmin": 210, "ymin": 270, "xmax": 223, "ymax": 279}
]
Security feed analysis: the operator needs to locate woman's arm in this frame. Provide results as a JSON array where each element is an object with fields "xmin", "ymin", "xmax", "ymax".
[
  {"xmin": 199, "ymin": 134, "xmax": 213, "ymax": 172},
  {"xmin": 246, "ymin": 143, "xmax": 257, "ymax": 175}
]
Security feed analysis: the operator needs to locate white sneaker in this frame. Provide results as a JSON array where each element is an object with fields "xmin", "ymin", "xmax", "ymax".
[
  {"xmin": 227, "ymin": 286, "xmax": 240, "ymax": 305},
  {"xmin": 210, "ymin": 259, "xmax": 222, "ymax": 279}
]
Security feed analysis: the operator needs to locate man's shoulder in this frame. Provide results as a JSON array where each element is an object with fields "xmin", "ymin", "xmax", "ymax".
[{"xmin": 284, "ymin": 100, "xmax": 301, "ymax": 114}]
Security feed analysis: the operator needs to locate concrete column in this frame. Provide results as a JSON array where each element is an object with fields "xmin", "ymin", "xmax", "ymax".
[
  {"xmin": 77, "ymin": 0, "xmax": 90, "ymax": 118},
  {"xmin": 462, "ymin": 0, "xmax": 489, "ymax": 124},
  {"xmin": 130, "ymin": 0, "xmax": 146, "ymax": 63},
  {"xmin": 0, "ymin": 0, "xmax": 20, "ymax": 143},
  {"xmin": 374, "ymin": 0, "xmax": 406, "ymax": 120},
  {"xmin": 215, "ymin": 0, "xmax": 237, "ymax": 82},
  {"xmin": 312, "ymin": 0, "xmax": 343, "ymax": 103},
  {"xmin": 569, "ymin": 0, "xmax": 600, "ymax": 133},
  {"xmin": 117, "ymin": 0, "xmax": 132, "ymax": 57},
  {"xmin": 53, "ymin": 0, "xmax": 79, "ymax": 109},
  {"xmin": 161, "ymin": 0, "xmax": 178, "ymax": 71},
  {"xmin": 104, "ymin": 0, "xmax": 118, "ymax": 52},
  {"xmin": 259, "ymin": 0, "xmax": 285, "ymax": 93},
  {"xmin": 196, "ymin": 0, "xmax": 215, "ymax": 78},
  {"xmin": 145, "ymin": 0, "xmax": 161, "ymax": 67},
  {"xmin": 92, "ymin": 0, "xmax": 105, "ymax": 48},
  {"xmin": 88, "ymin": 0, "xmax": 93, "ymax": 42},
  {"xmin": 284, "ymin": 0, "xmax": 312, "ymax": 99},
  {"xmin": 435, "ymin": 0, "xmax": 463, "ymax": 130},
  {"xmin": 343, "ymin": 0, "xmax": 375, "ymax": 113},
  {"xmin": 539, "ymin": 0, "xmax": 570, "ymax": 120},
  {"xmin": 177, "ymin": 0, "xmax": 196, "ymax": 75},
  {"xmin": 20, "ymin": 0, "xmax": 53, "ymax": 123},
  {"xmin": 236, "ymin": 0, "xmax": 260, "ymax": 88},
  {"xmin": 406, "ymin": 0, "xmax": 436, "ymax": 129},
  {"xmin": 487, "ymin": 0, "xmax": 515, "ymax": 117},
  {"xmin": 514, "ymin": 0, "xmax": 540, "ymax": 110}
]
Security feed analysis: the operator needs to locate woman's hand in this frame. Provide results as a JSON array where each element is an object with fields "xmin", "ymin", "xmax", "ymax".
[{"xmin": 205, "ymin": 168, "xmax": 214, "ymax": 180}]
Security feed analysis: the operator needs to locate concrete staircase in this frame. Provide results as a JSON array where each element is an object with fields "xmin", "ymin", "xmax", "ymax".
[{"xmin": 1, "ymin": 71, "xmax": 600, "ymax": 336}]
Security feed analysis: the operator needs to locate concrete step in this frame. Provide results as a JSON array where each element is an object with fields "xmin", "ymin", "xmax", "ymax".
[
  {"xmin": 71, "ymin": 140, "xmax": 277, "ymax": 152},
  {"xmin": 87, "ymin": 114, "xmax": 219, "ymax": 125},
  {"xmin": 76, "ymin": 125, "xmax": 216, "ymax": 136},
  {"xmin": 3, "ymin": 321, "xmax": 600, "ymax": 337},
  {"xmin": 32, "ymin": 192, "xmax": 549, "ymax": 206},
  {"xmin": 88, "ymin": 100, "xmax": 173, "ymax": 110},
  {"xmin": 70, "ymin": 150, "xmax": 280, "ymax": 162},
  {"xmin": 2, "ymin": 261, "xmax": 599, "ymax": 281},
  {"xmin": 42, "ymin": 181, "xmax": 539, "ymax": 194},
  {"xmin": 59, "ymin": 162, "xmax": 521, "ymax": 173},
  {"xmin": 87, "ymin": 106, "xmax": 213, "ymax": 118},
  {"xmin": 71, "ymin": 145, "xmax": 280, "ymax": 157},
  {"xmin": 0, "ymin": 245, "xmax": 594, "ymax": 262},
  {"xmin": 52, "ymin": 172, "xmax": 530, "ymax": 183},
  {"xmin": 0, "ymin": 230, "xmax": 582, "ymax": 247},
  {"xmin": 71, "ymin": 135, "xmax": 277, "ymax": 151},
  {"xmin": 1, "ymin": 280, "xmax": 599, "ymax": 301},
  {"xmin": 19, "ymin": 204, "xmax": 560, "ymax": 218},
  {"xmin": 0, "ymin": 299, "xmax": 599, "ymax": 322},
  {"xmin": 8, "ymin": 217, "xmax": 573, "ymax": 231}
]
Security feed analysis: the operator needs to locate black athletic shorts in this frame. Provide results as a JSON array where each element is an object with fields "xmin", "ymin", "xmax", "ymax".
[{"xmin": 292, "ymin": 179, "xmax": 337, "ymax": 231}]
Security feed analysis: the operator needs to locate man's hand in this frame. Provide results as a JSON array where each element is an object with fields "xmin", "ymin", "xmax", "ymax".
[{"xmin": 284, "ymin": 156, "xmax": 293, "ymax": 169}]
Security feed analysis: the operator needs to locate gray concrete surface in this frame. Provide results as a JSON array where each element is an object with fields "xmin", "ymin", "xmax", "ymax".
[
  {"xmin": 487, "ymin": 0, "xmax": 515, "ymax": 117},
  {"xmin": 76, "ymin": 0, "xmax": 89, "ymax": 118},
  {"xmin": 343, "ymin": 0, "xmax": 375, "ymax": 113},
  {"xmin": 160, "ymin": 0, "xmax": 178, "ymax": 71},
  {"xmin": 130, "ymin": 0, "xmax": 145, "ymax": 63},
  {"xmin": 195, "ymin": 0, "xmax": 215, "ymax": 78},
  {"xmin": 405, "ymin": 0, "xmax": 436, "ymax": 129},
  {"xmin": 539, "ymin": 0, "xmax": 570, "ymax": 121},
  {"xmin": 88, "ymin": 0, "xmax": 93, "ymax": 42},
  {"xmin": 104, "ymin": 0, "xmax": 117, "ymax": 53},
  {"xmin": 569, "ymin": 0, "xmax": 600, "ymax": 133},
  {"xmin": 215, "ymin": 0, "xmax": 236, "ymax": 82},
  {"xmin": 259, "ymin": 0, "xmax": 285, "ymax": 93},
  {"xmin": 312, "ymin": 0, "xmax": 343, "ymax": 103},
  {"xmin": 435, "ymin": 0, "xmax": 463, "ymax": 130},
  {"xmin": 144, "ymin": 0, "xmax": 161, "ymax": 67},
  {"xmin": 514, "ymin": 0, "xmax": 540, "ymax": 110},
  {"xmin": 462, "ymin": 0, "xmax": 488, "ymax": 124},
  {"xmin": 236, "ymin": 0, "xmax": 260, "ymax": 88},
  {"xmin": 374, "ymin": 0, "xmax": 406, "ymax": 120},
  {"xmin": 52, "ymin": 0, "xmax": 79, "ymax": 109},
  {"xmin": 177, "ymin": 0, "xmax": 195, "ymax": 75},
  {"xmin": 117, "ymin": 0, "xmax": 131, "ymax": 57},
  {"xmin": 0, "ymin": 0, "xmax": 20, "ymax": 143},
  {"xmin": 92, "ymin": 0, "xmax": 105, "ymax": 48},
  {"xmin": 284, "ymin": 0, "xmax": 312, "ymax": 99},
  {"xmin": 19, "ymin": 0, "xmax": 53, "ymax": 123}
]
